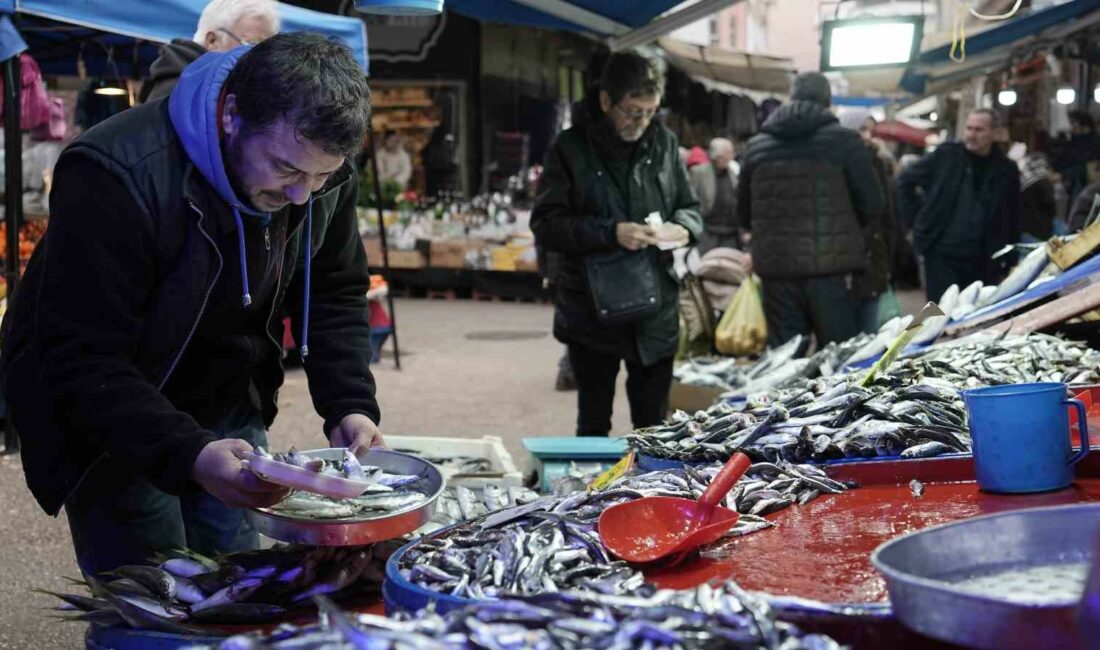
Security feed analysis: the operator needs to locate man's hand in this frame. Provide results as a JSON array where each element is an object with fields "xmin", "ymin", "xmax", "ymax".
[
  {"xmin": 191, "ymin": 439, "xmax": 289, "ymax": 509},
  {"xmin": 616, "ymin": 223, "xmax": 659, "ymax": 251},
  {"xmin": 328, "ymin": 414, "xmax": 385, "ymax": 454},
  {"xmin": 654, "ymin": 223, "xmax": 690, "ymax": 248}
]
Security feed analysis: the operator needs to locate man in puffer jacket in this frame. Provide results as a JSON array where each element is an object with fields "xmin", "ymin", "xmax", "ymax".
[{"xmin": 738, "ymin": 72, "xmax": 883, "ymax": 349}]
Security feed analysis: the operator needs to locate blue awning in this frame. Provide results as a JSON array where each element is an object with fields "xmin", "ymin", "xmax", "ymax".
[
  {"xmin": 901, "ymin": 0, "xmax": 1100, "ymax": 94},
  {"xmin": 445, "ymin": 0, "xmax": 686, "ymax": 34},
  {"xmin": 0, "ymin": 0, "xmax": 369, "ymax": 73}
]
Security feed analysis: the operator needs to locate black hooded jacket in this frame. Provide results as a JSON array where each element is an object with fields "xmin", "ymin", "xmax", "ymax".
[
  {"xmin": 139, "ymin": 39, "xmax": 206, "ymax": 103},
  {"xmin": 738, "ymin": 100, "xmax": 883, "ymax": 279}
]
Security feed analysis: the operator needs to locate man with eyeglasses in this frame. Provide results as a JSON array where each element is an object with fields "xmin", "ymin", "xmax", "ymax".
[
  {"xmin": 140, "ymin": 0, "xmax": 279, "ymax": 103},
  {"xmin": 532, "ymin": 51, "xmax": 701, "ymax": 438}
]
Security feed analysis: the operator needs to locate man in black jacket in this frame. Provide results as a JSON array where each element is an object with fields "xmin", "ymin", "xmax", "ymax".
[
  {"xmin": 1, "ymin": 33, "xmax": 381, "ymax": 574},
  {"xmin": 532, "ymin": 52, "xmax": 701, "ymax": 437},
  {"xmin": 898, "ymin": 109, "xmax": 1022, "ymax": 300},
  {"xmin": 139, "ymin": 0, "xmax": 279, "ymax": 103},
  {"xmin": 738, "ymin": 72, "xmax": 883, "ymax": 349}
]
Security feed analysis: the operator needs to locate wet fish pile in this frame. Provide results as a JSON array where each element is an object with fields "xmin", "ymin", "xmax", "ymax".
[
  {"xmin": 267, "ymin": 489, "xmax": 429, "ymax": 520},
  {"xmin": 40, "ymin": 543, "xmax": 402, "ymax": 631},
  {"xmin": 198, "ymin": 585, "xmax": 842, "ymax": 650},
  {"xmin": 399, "ymin": 463, "xmax": 845, "ymax": 599},
  {"xmin": 423, "ymin": 484, "xmax": 541, "ymax": 534},
  {"xmin": 252, "ymin": 446, "xmax": 385, "ymax": 481},
  {"xmin": 676, "ymin": 333, "xmax": 874, "ymax": 395},
  {"xmin": 627, "ymin": 379, "xmax": 971, "ymax": 463},
  {"xmin": 635, "ymin": 333, "xmax": 1100, "ymax": 463}
]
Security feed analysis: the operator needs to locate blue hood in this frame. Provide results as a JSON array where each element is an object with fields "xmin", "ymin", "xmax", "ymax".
[
  {"xmin": 167, "ymin": 46, "xmax": 317, "ymax": 357},
  {"xmin": 168, "ymin": 46, "xmax": 268, "ymax": 222}
]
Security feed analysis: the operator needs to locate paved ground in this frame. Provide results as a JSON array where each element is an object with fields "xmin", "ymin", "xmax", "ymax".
[{"xmin": 0, "ymin": 292, "xmax": 926, "ymax": 647}]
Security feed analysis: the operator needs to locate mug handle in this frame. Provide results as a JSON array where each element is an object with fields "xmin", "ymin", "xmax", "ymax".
[{"xmin": 1066, "ymin": 398, "xmax": 1091, "ymax": 466}]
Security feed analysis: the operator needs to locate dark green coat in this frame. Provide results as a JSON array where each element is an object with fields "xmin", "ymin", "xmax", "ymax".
[{"xmin": 531, "ymin": 119, "xmax": 702, "ymax": 366}]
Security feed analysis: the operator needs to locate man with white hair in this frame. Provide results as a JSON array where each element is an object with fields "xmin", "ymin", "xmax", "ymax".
[
  {"xmin": 139, "ymin": 0, "xmax": 280, "ymax": 103},
  {"xmin": 688, "ymin": 137, "xmax": 740, "ymax": 252}
]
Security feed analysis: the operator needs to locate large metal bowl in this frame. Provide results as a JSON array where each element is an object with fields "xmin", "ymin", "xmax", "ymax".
[
  {"xmin": 872, "ymin": 503, "xmax": 1099, "ymax": 650},
  {"xmin": 246, "ymin": 448, "xmax": 445, "ymax": 546}
]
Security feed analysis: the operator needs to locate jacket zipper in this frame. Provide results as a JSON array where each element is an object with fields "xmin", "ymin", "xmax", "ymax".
[
  {"xmin": 157, "ymin": 200, "xmax": 224, "ymax": 391},
  {"xmin": 264, "ymin": 226, "xmax": 270, "ymax": 251}
]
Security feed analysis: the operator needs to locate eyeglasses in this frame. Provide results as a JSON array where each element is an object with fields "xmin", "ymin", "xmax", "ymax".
[
  {"xmin": 613, "ymin": 103, "xmax": 658, "ymax": 122},
  {"xmin": 218, "ymin": 28, "xmax": 261, "ymax": 46}
]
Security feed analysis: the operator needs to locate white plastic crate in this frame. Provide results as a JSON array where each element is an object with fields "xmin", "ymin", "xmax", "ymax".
[{"xmin": 384, "ymin": 435, "xmax": 523, "ymax": 488}]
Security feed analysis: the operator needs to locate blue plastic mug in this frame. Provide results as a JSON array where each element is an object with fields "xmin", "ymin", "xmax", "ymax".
[{"xmin": 961, "ymin": 382, "xmax": 1090, "ymax": 493}]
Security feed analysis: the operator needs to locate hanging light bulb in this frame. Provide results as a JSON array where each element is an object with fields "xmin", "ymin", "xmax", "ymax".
[
  {"xmin": 930, "ymin": 111, "xmax": 939, "ymax": 122},
  {"xmin": 997, "ymin": 89, "xmax": 1017, "ymax": 106},
  {"xmin": 354, "ymin": 0, "xmax": 442, "ymax": 15},
  {"xmin": 1057, "ymin": 86, "xmax": 1077, "ymax": 105},
  {"xmin": 93, "ymin": 79, "xmax": 127, "ymax": 96},
  {"xmin": 1094, "ymin": 85, "xmax": 1100, "ymax": 104}
]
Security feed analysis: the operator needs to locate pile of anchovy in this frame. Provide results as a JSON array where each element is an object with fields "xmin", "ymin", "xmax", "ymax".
[
  {"xmin": 423, "ymin": 484, "xmax": 541, "ymax": 534},
  {"xmin": 627, "ymin": 379, "xmax": 971, "ymax": 463},
  {"xmin": 675, "ymin": 333, "xmax": 873, "ymax": 395},
  {"xmin": 40, "ymin": 543, "xmax": 402, "ymax": 631},
  {"xmin": 399, "ymin": 463, "xmax": 846, "ymax": 599},
  {"xmin": 198, "ymin": 586, "xmax": 843, "ymax": 649},
  {"xmin": 635, "ymin": 333, "xmax": 1100, "ymax": 463}
]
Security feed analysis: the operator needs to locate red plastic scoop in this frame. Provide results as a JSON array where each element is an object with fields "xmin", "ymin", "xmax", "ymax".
[{"xmin": 598, "ymin": 452, "xmax": 752, "ymax": 564}]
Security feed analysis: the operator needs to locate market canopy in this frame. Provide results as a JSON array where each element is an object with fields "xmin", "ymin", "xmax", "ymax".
[
  {"xmin": 657, "ymin": 37, "xmax": 794, "ymax": 95},
  {"xmin": 0, "ymin": 0, "xmax": 369, "ymax": 75},
  {"xmin": 445, "ymin": 0, "xmax": 688, "ymax": 35}
]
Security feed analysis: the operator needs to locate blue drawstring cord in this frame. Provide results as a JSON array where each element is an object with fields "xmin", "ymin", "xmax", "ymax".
[
  {"xmin": 232, "ymin": 207, "xmax": 252, "ymax": 307},
  {"xmin": 300, "ymin": 198, "xmax": 313, "ymax": 359}
]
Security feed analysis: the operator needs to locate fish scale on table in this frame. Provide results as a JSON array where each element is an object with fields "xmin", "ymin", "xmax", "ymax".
[
  {"xmin": 631, "ymin": 333, "xmax": 1099, "ymax": 463},
  {"xmin": 399, "ymin": 463, "xmax": 845, "ymax": 599}
]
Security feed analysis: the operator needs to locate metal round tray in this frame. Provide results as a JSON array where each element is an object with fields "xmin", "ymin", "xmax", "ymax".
[
  {"xmin": 872, "ymin": 503, "xmax": 1100, "ymax": 650},
  {"xmin": 246, "ymin": 448, "xmax": 445, "ymax": 546}
]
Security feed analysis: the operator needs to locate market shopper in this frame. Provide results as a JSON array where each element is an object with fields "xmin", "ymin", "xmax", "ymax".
[
  {"xmin": 139, "ymin": 0, "xmax": 280, "ymax": 103},
  {"xmin": 838, "ymin": 109, "xmax": 901, "ymax": 333},
  {"xmin": 898, "ymin": 109, "xmax": 1022, "ymax": 301},
  {"xmin": 689, "ymin": 137, "xmax": 740, "ymax": 253},
  {"xmin": 1020, "ymin": 151, "xmax": 1057, "ymax": 241},
  {"xmin": 1, "ymin": 33, "xmax": 381, "ymax": 574},
  {"xmin": 738, "ymin": 72, "xmax": 883, "ymax": 349},
  {"xmin": 532, "ymin": 51, "xmax": 702, "ymax": 437}
]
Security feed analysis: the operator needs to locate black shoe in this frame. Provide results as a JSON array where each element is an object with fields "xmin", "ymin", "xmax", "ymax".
[{"xmin": 555, "ymin": 368, "xmax": 577, "ymax": 391}]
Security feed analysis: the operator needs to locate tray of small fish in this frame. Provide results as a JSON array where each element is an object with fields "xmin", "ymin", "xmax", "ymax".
[
  {"xmin": 246, "ymin": 448, "xmax": 445, "ymax": 547},
  {"xmin": 872, "ymin": 503, "xmax": 1100, "ymax": 650},
  {"xmin": 386, "ymin": 461, "xmax": 850, "ymax": 614},
  {"xmin": 187, "ymin": 584, "xmax": 843, "ymax": 650}
]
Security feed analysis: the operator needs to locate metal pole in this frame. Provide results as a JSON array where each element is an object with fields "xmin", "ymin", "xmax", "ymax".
[
  {"xmin": 3, "ymin": 54, "xmax": 21, "ymax": 455},
  {"xmin": 365, "ymin": 128, "xmax": 401, "ymax": 370}
]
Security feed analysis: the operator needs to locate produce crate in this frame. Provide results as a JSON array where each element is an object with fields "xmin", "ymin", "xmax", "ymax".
[
  {"xmin": 385, "ymin": 435, "xmax": 522, "ymax": 488},
  {"xmin": 522, "ymin": 437, "xmax": 627, "ymax": 493},
  {"xmin": 428, "ymin": 239, "xmax": 485, "ymax": 269},
  {"xmin": 362, "ymin": 237, "xmax": 426, "ymax": 269}
]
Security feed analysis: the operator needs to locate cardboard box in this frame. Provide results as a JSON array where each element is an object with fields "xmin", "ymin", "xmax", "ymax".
[
  {"xmin": 429, "ymin": 239, "xmax": 485, "ymax": 269},
  {"xmin": 668, "ymin": 380, "xmax": 724, "ymax": 413},
  {"xmin": 362, "ymin": 237, "xmax": 425, "ymax": 269}
]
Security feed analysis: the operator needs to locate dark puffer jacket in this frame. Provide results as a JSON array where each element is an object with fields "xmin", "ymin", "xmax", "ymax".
[
  {"xmin": 738, "ymin": 101, "xmax": 883, "ymax": 279},
  {"xmin": 531, "ymin": 119, "xmax": 702, "ymax": 366}
]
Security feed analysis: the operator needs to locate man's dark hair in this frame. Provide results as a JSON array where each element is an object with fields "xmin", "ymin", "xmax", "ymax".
[
  {"xmin": 970, "ymin": 108, "xmax": 1001, "ymax": 129},
  {"xmin": 600, "ymin": 51, "xmax": 664, "ymax": 105},
  {"xmin": 1070, "ymin": 110, "xmax": 1095, "ymax": 131},
  {"xmin": 226, "ymin": 32, "xmax": 371, "ymax": 159}
]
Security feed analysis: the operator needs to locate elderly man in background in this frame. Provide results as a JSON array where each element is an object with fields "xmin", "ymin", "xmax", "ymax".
[
  {"xmin": 140, "ymin": 0, "xmax": 280, "ymax": 103},
  {"xmin": 689, "ymin": 137, "xmax": 740, "ymax": 253}
]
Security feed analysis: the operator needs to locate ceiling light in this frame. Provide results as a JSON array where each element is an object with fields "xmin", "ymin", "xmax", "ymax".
[
  {"xmin": 929, "ymin": 111, "xmax": 939, "ymax": 121},
  {"xmin": 1094, "ymin": 85, "xmax": 1100, "ymax": 103},
  {"xmin": 93, "ymin": 85, "xmax": 127, "ymax": 96},
  {"xmin": 997, "ymin": 89, "xmax": 1017, "ymax": 106},
  {"xmin": 1057, "ymin": 87, "xmax": 1077, "ymax": 105}
]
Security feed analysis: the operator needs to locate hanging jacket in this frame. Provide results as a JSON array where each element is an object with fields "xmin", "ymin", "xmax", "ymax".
[
  {"xmin": 531, "ymin": 117, "xmax": 702, "ymax": 366},
  {"xmin": 738, "ymin": 100, "xmax": 883, "ymax": 279},
  {"xmin": 0, "ymin": 47, "xmax": 378, "ymax": 516}
]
